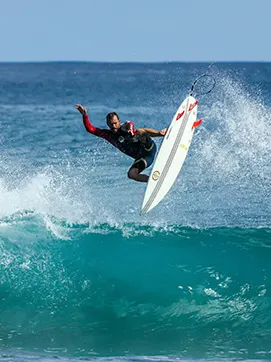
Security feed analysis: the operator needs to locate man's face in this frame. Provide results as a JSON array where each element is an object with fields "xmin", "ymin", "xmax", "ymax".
[{"xmin": 107, "ymin": 115, "xmax": 120, "ymax": 133}]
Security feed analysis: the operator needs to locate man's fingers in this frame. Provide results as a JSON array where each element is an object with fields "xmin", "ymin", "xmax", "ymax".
[
  {"xmin": 160, "ymin": 128, "xmax": 167, "ymax": 136},
  {"xmin": 76, "ymin": 104, "xmax": 86, "ymax": 115}
]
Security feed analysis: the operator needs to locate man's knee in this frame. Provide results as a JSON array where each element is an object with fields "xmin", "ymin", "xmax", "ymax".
[{"xmin": 128, "ymin": 167, "xmax": 139, "ymax": 180}]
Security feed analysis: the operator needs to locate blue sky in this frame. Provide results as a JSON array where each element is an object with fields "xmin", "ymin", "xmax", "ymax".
[{"xmin": 0, "ymin": 0, "xmax": 270, "ymax": 62}]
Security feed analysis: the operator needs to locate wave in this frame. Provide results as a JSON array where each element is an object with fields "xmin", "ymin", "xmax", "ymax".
[{"xmin": 0, "ymin": 211, "xmax": 271, "ymax": 357}]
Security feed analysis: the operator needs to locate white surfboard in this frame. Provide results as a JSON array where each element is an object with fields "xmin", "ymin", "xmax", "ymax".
[{"xmin": 141, "ymin": 96, "xmax": 200, "ymax": 215}]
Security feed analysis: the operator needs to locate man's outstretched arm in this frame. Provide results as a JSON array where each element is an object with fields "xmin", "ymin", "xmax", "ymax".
[
  {"xmin": 136, "ymin": 127, "xmax": 167, "ymax": 137},
  {"xmin": 76, "ymin": 104, "xmax": 108, "ymax": 138}
]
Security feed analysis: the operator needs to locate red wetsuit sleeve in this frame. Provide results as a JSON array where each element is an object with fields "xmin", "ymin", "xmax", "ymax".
[{"xmin": 83, "ymin": 114, "xmax": 112, "ymax": 142}]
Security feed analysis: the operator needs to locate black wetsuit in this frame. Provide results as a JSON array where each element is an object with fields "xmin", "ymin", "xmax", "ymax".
[{"xmin": 83, "ymin": 115, "xmax": 156, "ymax": 172}]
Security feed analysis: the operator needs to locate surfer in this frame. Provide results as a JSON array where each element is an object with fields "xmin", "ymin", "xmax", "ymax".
[{"xmin": 76, "ymin": 104, "xmax": 167, "ymax": 182}]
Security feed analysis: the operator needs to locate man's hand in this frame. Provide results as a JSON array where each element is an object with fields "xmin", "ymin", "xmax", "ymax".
[
  {"xmin": 160, "ymin": 128, "xmax": 167, "ymax": 136},
  {"xmin": 127, "ymin": 122, "xmax": 135, "ymax": 136},
  {"xmin": 76, "ymin": 104, "xmax": 87, "ymax": 116},
  {"xmin": 136, "ymin": 127, "xmax": 167, "ymax": 137}
]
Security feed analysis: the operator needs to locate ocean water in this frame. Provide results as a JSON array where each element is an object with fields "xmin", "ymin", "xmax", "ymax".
[{"xmin": 0, "ymin": 62, "xmax": 270, "ymax": 362}]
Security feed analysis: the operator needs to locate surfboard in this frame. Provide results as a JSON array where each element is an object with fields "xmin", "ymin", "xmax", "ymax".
[{"xmin": 141, "ymin": 96, "xmax": 200, "ymax": 215}]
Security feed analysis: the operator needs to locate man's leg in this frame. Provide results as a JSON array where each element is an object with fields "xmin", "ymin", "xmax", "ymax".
[
  {"xmin": 128, "ymin": 167, "xmax": 149, "ymax": 182},
  {"xmin": 128, "ymin": 146, "xmax": 157, "ymax": 182}
]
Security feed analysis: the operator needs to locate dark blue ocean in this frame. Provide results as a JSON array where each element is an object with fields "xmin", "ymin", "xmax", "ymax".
[{"xmin": 0, "ymin": 62, "xmax": 270, "ymax": 362}]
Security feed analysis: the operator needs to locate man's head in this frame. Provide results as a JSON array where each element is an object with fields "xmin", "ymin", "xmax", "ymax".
[{"xmin": 106, "ymin": 112, "xmax": 120, "ymax": 133}]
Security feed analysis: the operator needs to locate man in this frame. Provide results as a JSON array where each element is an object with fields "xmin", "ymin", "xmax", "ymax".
[{"xmin": 76, "ymin": 104, "xmax": 167, "ymax": 182}]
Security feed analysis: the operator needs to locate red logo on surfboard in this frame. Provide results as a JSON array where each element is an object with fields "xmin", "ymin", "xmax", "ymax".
[
  {"xmin": 188, "ymin": 100, "xmax": 198, "ymax": 111},
  {"xmin": 176, "ymin": 111, "xmax": 185, "ymax": 121}
]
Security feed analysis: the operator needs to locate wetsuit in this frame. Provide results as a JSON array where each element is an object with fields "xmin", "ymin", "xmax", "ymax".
[{"xmin": 83, "ymin": 114, "xmax": 156, "ymax": 172}]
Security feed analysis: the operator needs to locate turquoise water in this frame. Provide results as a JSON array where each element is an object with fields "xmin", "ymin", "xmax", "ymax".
[{"xmin": 0, "ymin": 62, "xmax": 270, "ymax": 361}]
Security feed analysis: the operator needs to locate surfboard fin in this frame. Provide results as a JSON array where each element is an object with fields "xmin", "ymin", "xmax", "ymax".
[{"xmin": 192, "ymin": 119, "xmax": 202, "ymax": 129}]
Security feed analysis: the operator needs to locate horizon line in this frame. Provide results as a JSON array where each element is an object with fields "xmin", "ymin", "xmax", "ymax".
[{"xmin": 0, "ymin": 60, "xmax": 270, "ymax": 64}]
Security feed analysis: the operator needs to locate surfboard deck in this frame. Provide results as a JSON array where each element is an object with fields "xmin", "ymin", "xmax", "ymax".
[{"xmin": 141, "ymin": 96, "xmax": 199, "ymax": 215}]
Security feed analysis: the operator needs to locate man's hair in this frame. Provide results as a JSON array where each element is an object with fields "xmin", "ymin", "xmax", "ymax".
[{"xmin": 106, "ymin": 112, "xmax": 119, "ymax": 124}]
